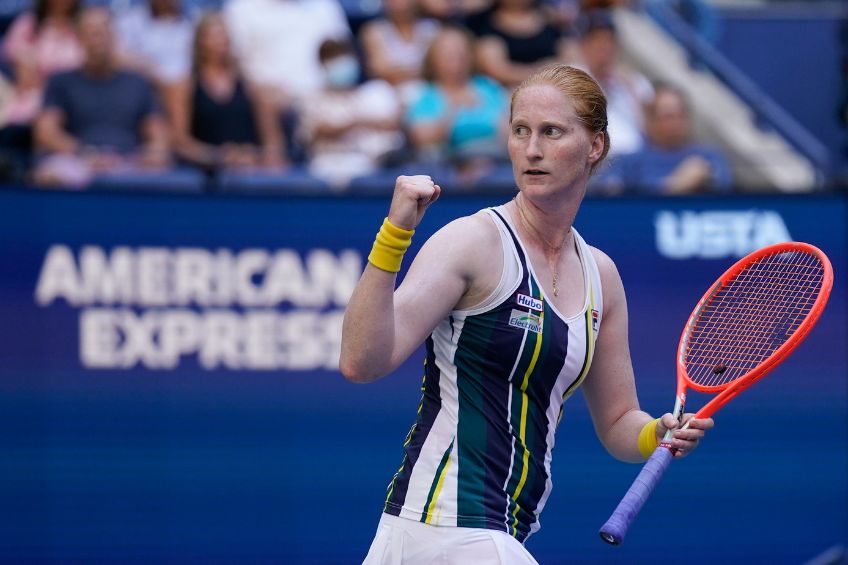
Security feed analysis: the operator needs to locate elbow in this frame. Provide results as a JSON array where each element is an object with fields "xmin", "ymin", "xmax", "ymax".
[{"xmin": 338, "ymin": 355, "xmax": 381, "ymax": 384}]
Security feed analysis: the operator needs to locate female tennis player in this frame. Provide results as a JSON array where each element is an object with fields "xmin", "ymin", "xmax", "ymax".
[{"xmin": 340, "ymin": 64, "xmax": 714, "ymax": 564}]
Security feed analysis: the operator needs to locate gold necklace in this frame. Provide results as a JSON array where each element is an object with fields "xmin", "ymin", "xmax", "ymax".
[{"xmin": 515, "ymin": 198, "xmax": 567, "ymax": 297}]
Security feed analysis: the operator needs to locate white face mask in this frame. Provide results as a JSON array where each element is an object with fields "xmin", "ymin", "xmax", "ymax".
[{"xmin": 324, "ymin": 56, "xmax": 360, "ymax": 89}]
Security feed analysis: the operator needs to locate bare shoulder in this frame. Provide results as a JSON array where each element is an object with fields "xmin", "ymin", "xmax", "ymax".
[
  {"xmin": 587, "ymin": 245, "xmax": 619, "ymax": 276},
  {"xmin": 417, "ymin": 209, "xmax": 501, "ymax": 270},
  {"xmin": 588, "ymin": 245, "xmax": 626, "ymax": 306},
  {"xmin": 407, "ymin": 209, "xmax": 503, "ymax": 308}
]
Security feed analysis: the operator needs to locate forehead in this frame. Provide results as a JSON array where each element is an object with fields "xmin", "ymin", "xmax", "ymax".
[{"xmin": 511, "ymin": 83, "xmax": 579, "ymax": 123}]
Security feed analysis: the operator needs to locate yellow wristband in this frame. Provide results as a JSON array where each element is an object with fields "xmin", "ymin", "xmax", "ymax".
[
  {"xmin": 368, "ymin": 217, "xmax": 415, "ymax": 273},
  {"xmin": 637, "ymin": 418, "xmax": 660, "ymax": 459}
]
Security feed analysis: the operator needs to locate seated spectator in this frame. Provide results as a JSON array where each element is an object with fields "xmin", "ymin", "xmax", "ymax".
[
  {"xmin": 223, "ymin": 0, "xmax": 351, "ymax": 104},
  {"xmin": 576, "ymin": 10, "xmax": 652, "ymax": 157},
  {"xmin": 1, "ymin": 0, "xmax": 84, "ymax": 126},
  {"xmin": 406, "ymin": 26, "xmax": 508, "ymax": 174},
  {"xmin": 32, "ymin": 7, "xmax": 171, "ymax": 188},
  {"xmin": 163, "ymin": 12, "xmax": 286, "ymax": 173},
  {"xmin": 471, "ymin": 0, "xmax": 574, "ymax": 89},
  {"xmin": 358, "ymin": 0, "xmax": 440, "ymax": 105},
  {"xmin": 600, "ymin": 84, "xmax": 732, "ymax": 195},
  {"xmin": 299, "ymin": 39, "xmax": 404, "ymax": 189},
  {"xmin": 115, "ymin": 0, "xmax": 195, "ymax": 86}
]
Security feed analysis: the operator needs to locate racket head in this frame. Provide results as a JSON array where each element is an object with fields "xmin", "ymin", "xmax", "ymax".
[{"xmin": 677, "ymin": 242, "xmax": 833, "ymax": 405}]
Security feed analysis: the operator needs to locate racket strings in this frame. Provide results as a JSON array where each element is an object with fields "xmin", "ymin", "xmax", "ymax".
[
  {"xmin": 685, "ymin": 250, "xmax": 825, "ymax": 388},
  {"xmin": 691, "ymin": 254, "xmax": 821, "ymax": 383}
]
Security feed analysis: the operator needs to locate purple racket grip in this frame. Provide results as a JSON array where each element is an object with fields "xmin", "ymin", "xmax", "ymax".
[{"xmin": 599, "ymin": 446, "xmax": 674, "ymax": 545}]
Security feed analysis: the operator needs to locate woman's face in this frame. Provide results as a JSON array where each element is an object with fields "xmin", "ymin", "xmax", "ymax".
[
  {"xmin": 431, "ymin": 30, "xmax": 472, "ymax": 83},
  {"xmin": 199, "ymin": 17, "xmax": 231, "ymax": 61},
  {"xmin": 508, "ymin": 84, "xmax": 604, "ymax": 198}
]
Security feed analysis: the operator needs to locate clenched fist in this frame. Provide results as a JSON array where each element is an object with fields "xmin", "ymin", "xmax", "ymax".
[{"xmin": 387, "ymin": 175, "xmax": 442, "ymax": 230}]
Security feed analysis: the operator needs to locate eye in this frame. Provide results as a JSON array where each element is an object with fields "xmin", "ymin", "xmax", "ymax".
[
  {"xmin": 544, "ymin": 126, "xmax": 563, "ymax": 138},
  {"xmin": 512, "ymin": 125, "xmax": 530, "ymax": 137}
]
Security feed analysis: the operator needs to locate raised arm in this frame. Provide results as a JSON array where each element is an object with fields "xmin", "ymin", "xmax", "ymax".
[
  {"xmin": 339, "ymin": 175, "xmax": 496, "ymax": 383},
  {"xmin": 581, "ymin": 248, "xmax": 712, "ymax": 463}
]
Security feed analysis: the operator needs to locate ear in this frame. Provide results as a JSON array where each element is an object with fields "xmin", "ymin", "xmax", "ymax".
[{"xmin": 587, "ymin": 131, "xmax": 605, "ymax": 166}]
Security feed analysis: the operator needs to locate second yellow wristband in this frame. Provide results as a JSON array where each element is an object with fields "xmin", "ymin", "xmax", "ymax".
[{"xmin": 637, "ymin": 418, "xmax": 660, "ymax": 459}]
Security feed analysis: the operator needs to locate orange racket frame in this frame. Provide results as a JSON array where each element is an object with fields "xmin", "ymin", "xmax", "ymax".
[
  {"xmin": 599, "ymin": 241, "xmax": 833, "ymax": 546},
  {"xmin": 678, "ymin": 241, "xmax": 833, "ymax": 421}
]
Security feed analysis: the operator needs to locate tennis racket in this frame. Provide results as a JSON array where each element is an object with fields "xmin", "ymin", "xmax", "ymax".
[{"xmin": 599, "ymin": 241, "xmax": 833, "ymax": 546}]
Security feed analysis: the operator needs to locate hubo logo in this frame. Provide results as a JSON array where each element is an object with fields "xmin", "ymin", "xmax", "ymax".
[{"xmin": 655, "ymin": 210, "xmax": 792, "ymax": 260}]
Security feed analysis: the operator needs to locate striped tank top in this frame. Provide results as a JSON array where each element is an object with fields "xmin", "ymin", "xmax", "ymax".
[{"xmin": 383, "ymin": 206, "xmax": 604, "ymax": 542}]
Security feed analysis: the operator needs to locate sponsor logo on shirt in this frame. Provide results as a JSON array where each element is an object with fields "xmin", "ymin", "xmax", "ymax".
[
  {"xmin": 509, "ymin": 309, "xmax": 541, "ymax": 334},
  {"xmin": 516, "ymin": 293, "xmax": 543, "ymax": 312},
  {"xmin": 591, "ymin": 309, "xmax": 600, "ymax": 332}
]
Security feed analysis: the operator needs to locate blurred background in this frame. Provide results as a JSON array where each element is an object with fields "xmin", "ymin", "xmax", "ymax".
[{"xmin": 0, "ymin": 0, "xmax": 845, "ymax": 562}]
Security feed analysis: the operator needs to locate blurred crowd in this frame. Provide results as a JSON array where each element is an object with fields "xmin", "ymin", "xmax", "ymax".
[{"xmin": 0, "ymin": 0, "xmax": 734, "ymax": 195}]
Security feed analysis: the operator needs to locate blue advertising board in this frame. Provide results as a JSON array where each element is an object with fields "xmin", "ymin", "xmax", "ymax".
[{"xmin": 0, "ymin": 188, "xmax": 845, "ymax": 563}]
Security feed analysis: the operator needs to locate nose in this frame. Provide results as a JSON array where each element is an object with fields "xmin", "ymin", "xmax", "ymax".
[{"xmin": 525, "ymin": 133, "xmax": 543, "ymax": 161}]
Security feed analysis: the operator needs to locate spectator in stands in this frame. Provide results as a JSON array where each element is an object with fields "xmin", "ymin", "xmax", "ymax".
[
  {"xmin": 163, "ymin": 12, "xmax": 285, "ymax": 173},
  {"xmin": 601, "ymin": 84, "xmax": 732, "ymax": 195},
  {"xmin": 1, "ymin": 0, "xmax": 83, "ymax": 126},
  {"xmin": 576, "ymin": 10, "xmax": 651, "ymax": 157},
  {"xmin": 471, "ymin": 0, "xmax": 574, "ymax": 89},
  {"xmin": 115, "ymin": 0, "xmax": 195, "ymax": 87},
  {"xmin": 223, "ymin": 0, "xmax": 351, "ymax": 105},
  {"xmin": 406, "ymin": 26, "xmax": 508, "ymax": 178},
  {"xmin": 299, "ymin": 39, "xmax": 404, "ymax": 189},
  {"xmin": 32, "ymin": 7, "xmax": 171, "ymax": 188},
  {"xmin": 359, "ymin": 0, "xmax": 440, "ymax": 106}
]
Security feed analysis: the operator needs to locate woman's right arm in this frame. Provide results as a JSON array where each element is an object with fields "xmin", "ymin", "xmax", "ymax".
[{"xmin": 340, "ymin": 175, "xmax": 490, "ymax": 383}]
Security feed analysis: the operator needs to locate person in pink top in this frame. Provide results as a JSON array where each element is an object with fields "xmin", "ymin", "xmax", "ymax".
[{"xmin": 2, "ymin": 0, "xmax": 84, "ymax": 125}]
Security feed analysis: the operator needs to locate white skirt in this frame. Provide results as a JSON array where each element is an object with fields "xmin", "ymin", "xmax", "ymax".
[{"xmin": 362, "ymin": 513, "xmax": 540, "ymax": 565}]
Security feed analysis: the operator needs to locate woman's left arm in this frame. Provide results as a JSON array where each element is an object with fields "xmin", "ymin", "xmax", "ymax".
[{"xmin": 581, "ymin": 248, "xmax": 713, "ymax": 463}]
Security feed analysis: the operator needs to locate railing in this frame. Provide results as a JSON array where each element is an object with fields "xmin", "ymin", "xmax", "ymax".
[{"xmin": 644, "ymin": 1, "xmax": 832, "ymax": 184}]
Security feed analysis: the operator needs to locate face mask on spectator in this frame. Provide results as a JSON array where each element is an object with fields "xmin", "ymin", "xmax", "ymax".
[{"xmin": 325, "ymin": 56, "xmax": 360, "ymax": 89}]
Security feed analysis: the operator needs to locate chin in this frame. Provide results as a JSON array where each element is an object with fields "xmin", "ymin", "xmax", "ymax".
[{"xmin": 519, "ymin": 177, "xmax": 587, "ymax": 201}]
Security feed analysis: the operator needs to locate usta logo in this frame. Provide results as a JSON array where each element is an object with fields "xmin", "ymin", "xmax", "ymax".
[{"xmin": 654, "ymin": 210, "xmax": 792, "ymax": 259}]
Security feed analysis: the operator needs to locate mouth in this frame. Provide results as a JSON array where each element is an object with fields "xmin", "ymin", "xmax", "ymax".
[{"xmin": 524, "ymin": 169, "xmax": 548, "ymax": 176}]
